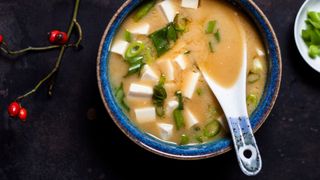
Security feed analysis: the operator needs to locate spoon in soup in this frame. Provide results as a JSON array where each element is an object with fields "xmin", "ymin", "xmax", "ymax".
[{"xmin": 196, "ymin": 18, "xmax": 262, "ymax": 176}]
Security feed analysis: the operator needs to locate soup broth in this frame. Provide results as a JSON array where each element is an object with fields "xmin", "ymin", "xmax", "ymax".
[{"xmin": 109, "ymin": 0, "xmax": 267, "ymax": 145}]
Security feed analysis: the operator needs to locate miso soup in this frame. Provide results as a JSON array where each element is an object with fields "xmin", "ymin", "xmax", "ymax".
[{"xmin": 109, "ymin": 0, "xmax": 267, "ymax": 145}]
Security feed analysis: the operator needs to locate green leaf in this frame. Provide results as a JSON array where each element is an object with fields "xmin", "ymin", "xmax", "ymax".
[
  {"xmin": 149, "ymin": 27, "xmax": 170, "ymax": 56},
  {"xmin": 167, "ymin": 23, "xmax": 177, "ymax": 42},
  {"xmin": 152, "ymin": 75, "xmax": 167, "ymax": 117}
]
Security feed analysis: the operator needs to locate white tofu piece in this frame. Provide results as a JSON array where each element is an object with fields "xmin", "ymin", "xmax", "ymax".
[
  {"xmin": 184, "ymin": 108, "xmax": 199, "ymax": 129},
  {"xmin": 135, "ymin": 107, "xmax": 156, "ymax": 123},
  {"xmin": 256, "ymin": 48, "xmax": 265, "ymax": 57},
  {"xmin": 128, "ymin": 83, "xmax": 153, "ymax": 98},
  {"xmin": 181, "ymin": 0, "xmax": 199, "ymax": 9},
  {"xmin": 110, "ymin": 40, "xmax": 129, "ymax": 57},
  {"xmin": 128, "ymin": 23, "xmax": 150, "ymax": 35},
  {"xmin": 157, "ymin": 123, "xmax": 174, "ymax": 140},
  {"xmin": 181, "ymin": 71, "xmax": 200, "ymax": 99},
  {"xmin": 158, "ymin": 60, "xmax": 175, "ymax": 81},
  {"xmin": 159, "ymin": 0, "xmax": 177, "ymax": 22},
  {"xmin": 141, "ymin": 65, "xmax": 159, "ymax": 82},
  {"xmin": 252, "ymin": 58, "xmax": 263, "ymax": 72},
  {"xmin": 165, "ymin": 100, "xmax": 179, "ymax": 115},
  {"xmin": 174, "ymin": 54, "xmax": 188, "ymax": 70}
]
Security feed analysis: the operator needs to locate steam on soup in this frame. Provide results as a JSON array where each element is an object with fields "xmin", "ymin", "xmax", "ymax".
[{"xmin": 109, "ymin": 0, "xmax": 267, "ymax": 145}]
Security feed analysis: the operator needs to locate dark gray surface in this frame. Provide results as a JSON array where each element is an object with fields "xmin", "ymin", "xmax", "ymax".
[{"xmin": 0, "ymin": 0, "xmax": 319, "ymax": 179}]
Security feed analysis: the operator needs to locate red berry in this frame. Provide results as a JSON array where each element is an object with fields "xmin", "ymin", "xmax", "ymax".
[
  {"xmin": 0, "ymin": 35, "xmax": 3, "ymax": 44},
  {"xmin": 18, "ymin": 108, "xmax": 27, "ymax": 121},
  {"xmin": 8, "ymin": 102, "xmax": 20, "ymax": 117},
  {"xmin": 48, "ymin": 30, "xmax": 60, "ymax": 44},
  {"xmin": 48, "ymin": 30, "xmax": 68, "ymax": 45},
  {"xmin": 57, "ymin": 31, "xmax": 68, "ymax": 44}
]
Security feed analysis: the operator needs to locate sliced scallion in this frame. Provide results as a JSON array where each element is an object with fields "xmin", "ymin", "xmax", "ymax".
[
  {"xmin": 173, "ymin": 109, "xmax": 184, "ymax": 130},
  {"xmin": 203, "ymin": 120, "xmax": 221, "ymax": 138},
  {"xmin": 133, "ymin": 0, "xmax": 156, "ymax": 22},
  {"xmin": 179, "ymin": 134, "xmax": 189, "ymax": 145},
  {"xmin": 247, "ymin": 72, "xmax": 261, "ymax": 84},
  {"xmin": 174, "ymin": 14, "xmax": 189, "ymax": 32},
  {"xmin": 309, "ymin": 45, "xmax": 320, "ymax": 58},
  {"xmin": 115, "ymin": 83, "xmax": 130, "ymax": 112},
  {"xmin": 209, "ymin": 41, "xmax": 214, "ymax": 53},
  {"xmin": 124, "ymin": 30, "xmax": 132, "ymax": 42},
  {"xmin": 206, "ymin": 20, "xmax": 216, "ymax": 34},
  {"xmin": 247, "ymin": 94, "xmax": 258, "ymax": 112},
  {"xmin": 214, "ymin": 30, "xmax": 221, "ymax": 42},
  {"xmin": 125, "ymin": 41, "xmax": 145, "ymax": 59}
]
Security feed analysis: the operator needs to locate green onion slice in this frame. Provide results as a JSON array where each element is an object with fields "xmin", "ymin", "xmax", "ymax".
[
  {"xmin": 247, "ymin": 72, "xmax": 261, "ymax": 83},
  {"xmin": 179, "ymin": 134, "xmax": 189, "ymax": 145},
  {"xmin": 133, "ymin": 0, "xmax": 156, "ymax": 22},
  {"xmin": 206, "ymin": 20, "xmax": 217, "ymax": 34},
  {"xmin": 203, "ymin": 120, "xmax": 221, "ymax": 138},
  {"xmin": 125, "ymin": 41, "xmax": 145, "ymax": 59}
]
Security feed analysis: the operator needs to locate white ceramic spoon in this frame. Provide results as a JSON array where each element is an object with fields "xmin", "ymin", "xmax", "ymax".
[{"xmin": 198, "ymin": 22, "xmax": 262, "ymax": 176}]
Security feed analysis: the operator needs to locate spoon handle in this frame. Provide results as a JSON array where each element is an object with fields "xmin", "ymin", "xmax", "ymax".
[{"xmin": 227, "ymin": 116, "xmax": 262, "ymax": 176}]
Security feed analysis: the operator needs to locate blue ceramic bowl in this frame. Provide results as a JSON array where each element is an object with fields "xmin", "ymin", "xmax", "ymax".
[{"xmin": 97, "ymin": 0, "xmax": 281, "ymax": 159}]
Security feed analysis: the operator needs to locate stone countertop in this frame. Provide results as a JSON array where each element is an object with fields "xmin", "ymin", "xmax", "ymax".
[{"xmin": 0, "ymin": 0, "xmax": 319, "ymax": 179}]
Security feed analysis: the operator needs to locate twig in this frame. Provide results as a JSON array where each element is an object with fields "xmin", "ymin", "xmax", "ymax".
[
  {"xmin": 0, "ymin": 45, "xmax": 61, "ymax": 56},
  {"xmin": 17, "ymin": 0, "xmax": 81, "ymax": 100}
]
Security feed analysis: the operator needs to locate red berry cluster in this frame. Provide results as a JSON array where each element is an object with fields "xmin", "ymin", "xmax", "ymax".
[
  {"xmin": 8, "ymin": 102, "xmax": 27, "ymax": 121},
  {"xmin": 48, "ymin": 30, "xmax": 68, "ymax": 45}
]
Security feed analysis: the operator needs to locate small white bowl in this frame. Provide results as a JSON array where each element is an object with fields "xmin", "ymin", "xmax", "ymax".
[{"xmin": 294, "ymin": 0, "xmax": 320, "ymax": 72}]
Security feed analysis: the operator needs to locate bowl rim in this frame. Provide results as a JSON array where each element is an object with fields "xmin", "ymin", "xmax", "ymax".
[{"xmin": 96, "ymin": 0, "xmax": 282, "ymax": 160}]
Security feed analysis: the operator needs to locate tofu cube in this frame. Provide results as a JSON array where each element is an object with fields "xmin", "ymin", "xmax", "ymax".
[
  {"xmin": 181, "ymin": 0, "xmax": 199, "ymax": 9},
  {"xmin": 158, "ymin": 60, "xmax": 175, "ymax": 81},
  {"xmin": 184, "ymin": 108, "xmax": 199, "ymax": 129},
  {"xmin": 157, "ymin": 123, "xmax": 174, "ymax": 140},
  {"xmin": 182, "ymin": 71, "xmax": 200, "ymax": 99},
  {"xmin": 166, "ymin": 100, "xmax": 179, "ymax": 115},
  {"xmin": 128, "ymin": 83, "xmax": 153, "ymax": 98},
  {"xmin": 256, "ymin": 48, "xmax": 265, "ymax": 57},
  {"xmin": 128, "ymin": 23, "xmax": 150, "ymax": 35},
  {"xmin": 174, "ymin": 54, "xmax": 188, "ymax": 70},
  {"xmin": 141, "ymin": 65, "xmax": 159, "ymax": 82},
  {"xmin": 159, "ymin": 0, "xmax": 177, "ymax": 22},
  {"xmin": 110, "ymin": 40, "xmax": 129, "ymax": 57},
  {"xmin": 135, "ymin": 107, "xmax": 156, "ymax": 123}
]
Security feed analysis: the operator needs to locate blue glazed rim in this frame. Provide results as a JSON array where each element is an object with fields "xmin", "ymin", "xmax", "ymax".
[{"xmin": 97, "ymin": 0, "xmax": 281, "ymax": 159}]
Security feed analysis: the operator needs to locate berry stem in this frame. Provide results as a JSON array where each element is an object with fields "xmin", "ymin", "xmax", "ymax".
[
  {"xmin": 17, "ymin": 0, "xmax": 81, "ymax": 100},
  {"xmin": 0, "ymin": 44, "xmax": 61, "ymax": 56},
  {"xmin": 73, "ymin": 20, "xmax": 83, "ymax": 48}
]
